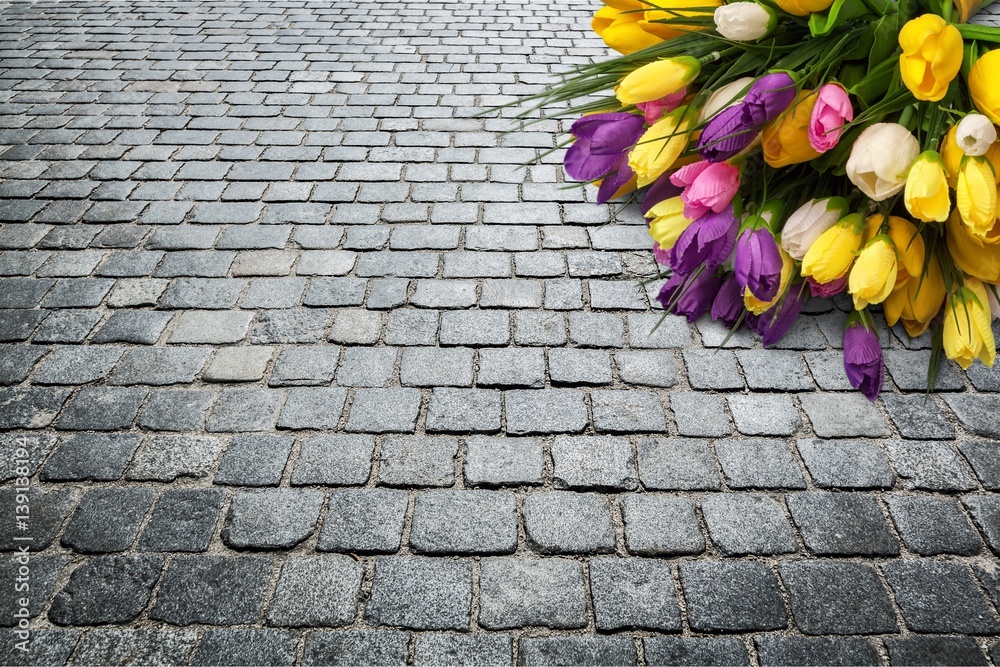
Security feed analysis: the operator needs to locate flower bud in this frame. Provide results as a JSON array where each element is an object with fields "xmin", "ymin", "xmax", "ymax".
[
  {"xmin": 845, "ymin": 123, "xmax": 920, "ymax": 201},
  {"xmin": 698, "ymin": 77, "xmax": 755, "ymax": 122},
  {"xmin": 956, "ymin": 113, "xmax": 998, "ymax": 157},
  {"xmin": 843, "ymin": 316, "xmax": 884, "ymax": 401},
  {"xmin": 808, "ymin": 84, "xmax": 853, "ymax": 153},
  {"xmin": 781, "ymin": 197, "xmax": 850, "ymax": 260},
  {"xmin": 713, "ymin": 2, "xmax": 775, "ymax": 40},
  {"xmin": 898, "ymin": 15, "xmax": 963, "ymax": 102},
  {"xmin": 943, "ymin": 279, "xmax": 997, "ymax": 369},
  {"xmin": 616, "ymin": 57, "xmax": 701, "ymax": 106},
  {"xmin": 903, "ymin": 151, "xmax": 950, "ymax": 223},
  {"xmin": 956, "ymin": 155, "xmax": 998, "ymax": 239}
]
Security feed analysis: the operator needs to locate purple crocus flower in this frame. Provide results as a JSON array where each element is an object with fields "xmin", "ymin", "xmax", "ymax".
[
  {"xmin": 711, "ymin": 273, "xmax": 744, "ymax": 328},
  {"xmin": 669, "ymin": 205, "xmax": 738, "ymax": 274},
  {"xmin": 596, "ymin": 154, "xmax": 634, "ymax": 205},
  {"xmin": 564, "ymin": 112, "xmax": 646, "ymax": 183},
  {"xmin": 697, "ymin": 72, "xmax": 797, "ymax": 162},
  {"xmin": 657, "ymin": 270, "xmax": 726, "ymax": 323},
  {"xmin": 697, "ymin": 105, "xmax": 759, "ymax": 163},
  {"xmin": 734, "ymin": 227, "xmax": 783, "ymax": 303},
  {"xmin": 744, "ymin": 72, "xmax": 798, "ymax": 124},
  {"xmin": 750, "ymin": 284, "xmax": 807, "ymax": 347},
  {"xmin": 843, "ymin": 320, "xmax": 884, "ymax": 401}
]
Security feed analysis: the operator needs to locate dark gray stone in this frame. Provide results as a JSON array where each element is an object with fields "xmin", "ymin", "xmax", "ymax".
[
  {"xmin": 345, "ymin": 388, "xmax": 421, "ymax": 433},
  {"xmin": 670, "ymin": 392, "xmax": 732, "ymax": 438},
  {"xmin": 885, "ymin": 440, "xmax": 978, "ymax": 491},
  {"xmin": 884, "ymin": 637, "xmax": 989, "ymax": 666},
  {"xmin": 72, "ymin": 629, "xmax": 199, "ymax": 666},
  {"xmin": 643, "ymin": 638, "xmax": 750, "ymax": 666},
  {"xmin": 960, "ymin": 441, "xmax": 1000, "ymax": 489},
  {"xmin": 214, "ymin": 434, "xmax": 294, "ymax": 487},
  {"xmin": 61, "ymin": 488, "xmax": 155, "ymax": 553},
  {"xmin": 91, "ymin": 310, "xmax": 173, "ymax": 345},
  {"xmin": 126, "ymin": 434, "xmax": 223, "ymax": 481},
  {"xmin": 505, "ymin": 390, "xmax": 588, "ymax": 435},
  {"xmin": 591, "ymin": 390, "xmax": 667, "ymax": 433},
  {"xmin": 267, "ymin": 555, "xmax": 363, "ymax": 627},
  {"xmin": 679, "ymin": 561, "xmax": 787, "ymax": 632},
  {"xmin": 270, "ymin": 346, "xmax": 340, "ymax": 386},
  {"xmin": 882, "ymin": 394, "xmax": 956, "ymax": 439},
  {"xmin": 222, "ymin": 489, "xmax": 324, "ymax": 549},
  {"xmin": 965, "ymin": 495, "xmax": 1000, "ymax": 555},
  {"xmin": 410, "ymin": 490, "xmax": 517, "ymax": 554},
  {"xmin": 377, "ymin": 435, "xmax": 457, "ymax": 487},
  {"xmin": 799, "ymin": 393, "xmax": 892, "ymax": 438},
  {"xmin": 635, "ymin": 438, "xmax": 720, "ymax": 490},
  {"xmin": 32, "ymin": 346, "xmax": 122, "ymax": 385},
  {"xmin": 138, "ymin": 488, "xmax": 226, "ymax": 553},
  {"xmin": 277, "ymin": 387, "xmax": 348, "ymax": 430},
  {"xmin": 787, "ymin": 492, "xmax": 899, "ymax": 556},
  {"xmin": 464, "ymin": 436, "xmax": 544, "ymax": 487},
  {"xmin": 136, "ymin": 390, "xmax": 216, "ymax": 432},
  {"xmin": 317, "ymin": 489, "xmax": 408, "ymax": 554},
  {"xmin": 425, "ymin": 388, "xmax": 502, "ymax": 433},
  {"xmin": 589, "ymin": 558, "xmax": 681, "ymax": 632},
  {"xmin": 715, "ymin": 439, "xmax": 806, "ymax": 489},
  {"xmin": 523, "ymin": 492, "xmax": 615, "ymax": 554},
  {"xmin": 0, "ymin": 488, "xmax": 77, "ymax": 551},
  {"xmin": 727, "ymin": 394, "xmax": 801, "ymax": 436},
  {"xmin": 620, "ymin": 494, "xmax": 704, "ymax": 556},
  {"xmin": 0, "ymin": 555, "xmax": 66, "ymax": 625},
  {"xmin": 885, "ymin": 495, "xmax": 982, "ymax": 555},
  {"xmin": 478, "ymin": 558, "xmax": 587, "ymax": 630},
  {"xmin": 205, "ymin": 389, "xmax": 282, "ymax": 432},
  {"xmin": 0, "ymin": 345, "xmax": 48, "ymax": 385},
  {"xmin": 0, "ymin": 629, "xmax": 80, "ymax": 666},
  {"xmin": 551, "ymin": 436, "xmax": 637, "ymax": 491},
  {"xmin": 291, "ymin": 434, "xmax": 374, "ymax": 486},
  {"xmin": 193, "ymin": 629, "xmax": 298, "ymax": 666},
  {"xmin": 518, "ymin": 637, "xmax": 637, "ymax": 667},
  {"xmin": 414, "ymin": 633, "xmax": 513, "ymax": 667},
  {"xmin": 795, "ymin": 439, "xmax": 894, "ymax": 488},
  {"xmin": 56, "ymin": 387, "xmax": 147, "ymax": 431},
  {"xmin": 0, "ymin": 387, "xmax": 71, "ymax": 429},
  {"xmin": 701, "ymin": 493, "xmax": 797, "ymax": 556},
  {"xmin": 41, "ymin": 433, "xmax": 141, "ymax": 481},
  {"xmin": 780, "ymin": 561, "xmax": 898, "ymax": 635},
  {"xmin": 302, "ymin": 631, "xmax": 409, "ymax": 666},
  {"xmin": 754, "ymin": 637, "xmax": 880, "ymax": 666},
  {"xmin": 48, "ymin": 555, "xmax": 163, "ymax": 625},
  {"xmin": 150, "ymin": 556, "xmax": 272, "ymax": 625},
  {"xmin": 365, "ymin": 557, "xmax": 472, "ymax": 631},
  {"xmin": 882, "ymin": 560, "xmax": 1000, "ymax": 633}
]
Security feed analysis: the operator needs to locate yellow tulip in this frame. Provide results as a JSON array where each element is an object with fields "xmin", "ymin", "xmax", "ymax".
[
  {"xmin": 744, "ymin": 246, "xmax": 793, "ymax": 315},
  {"xmin": 849, "ymin": 234, "xmax": 898, "ymax": 310},
  {"xmin": 883, "ymin": 249, "xmax": 946, "ymax": 327},
  {"xmin": 956, "ymin": 155, "xmax": 998, "ymax": 239},
  {"xmin": 593, "ymin": 0, "xmax": 666, "ymax": 54},
  {"xmin": 903, "ymin": 151, "xmax": 950, "ymax": 223},
  {"xmin": 762, "ymin": 90, "xmax": 821, "ymax": 168},
  {"xmin": 942, "ymin": 124, "xmax": 963, "ymax": 188},
  {"xmin": 642, "ymin": 0, "xmax": 722, "ymax": 40},
  {"xmin": 986, "ymin": 141, "xmax": 1000, "ymax": 184},
  {"xmin": 647, "ymin": 196, "xmax": 693, "ymax": 251},
  {"xmin": 947, "ymin": 210, "xmax": 1000, "ymax": 283},
  {"xmin": 943, "ymin": 278, "xmax": 997, "ymax": 369},
  {"xmin": 773, "ymin": 0, "xmax": 833, "ymax": 16},
  {"xmin": 898, "ymin": 15, "xmax": 963, "ymax": 102},
  {"xmin": 971, "ymin": 49, "xmax": 1000, "ymax": 126},
  {"xmin": 954, "ymin": 0, "xmax": 984, "ymax": 23},
  {"xmin": 801, "ymin": 213, "xmax": 866, "ymax": 283},
  {"xmin": 882, "ymin": 215, "xmax": 926, "ymax": 287},
  {"xmin": 628, "ymin": 107, "xmax": 695, "ymax": 188},
  {"xmin": 616, "ymin": 57, "xmax": 701, "ymax": 106}
]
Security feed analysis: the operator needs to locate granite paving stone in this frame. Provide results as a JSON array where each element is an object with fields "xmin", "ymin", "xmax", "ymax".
[
  {"xmin": 885, "ymin": 439, "xmax": 979, "ymax": 491},
  {"xmin": 61, "ymin": 488, "xmax": 155, "ymax": 553},
  {"xmin": 478, "ymin": 558, "xmax": 588, "ymax": 630},
  {"xmin": 884, "ymin": 494, "xmax": 983, "ymax": 555},
  {"xmin": 589, "ymin": 558, "xmax": 682, "ymax": 632},
  {"xmin": 222, "ymin": 489, "xmax": 324, "ymax": 550},
  {"xmin": 884, "ymin": 637, "xmax": 990, "ymax": 666},
  {"xmin": 318, "ymin": 488, "xmax": 408, "ymax": 554},
  {"xmin": 787, "ymin": 492, "xmax": 900, "ymax": 556},
  {"xmin": 642, "ymin": 638, "xmax": 750, "ymax": 666},
  {"xmin": 754, "ymin": 637, "xmax": 880, "ymax": 667},
  {"xmin": 71, "ymin": 630, "xmax": 199, "ymax": 667},
  {"xmin": 779, "ymin": 562, "xmax": 898, "ymax": 635},
  {"xmin": 138, "ymin": 488, "xmax": 226, "ymax": 553},
  {"xmin": 679, "ymin": 561, "xmax": 788, "ymax": 632},
  {"xmin": 701, "ymin": 493, "xmax": 797, "ymax": 556},
  {"xmin": 620, "ymin": 494, "xmax": 705, "ymax": 556},
  {"xmin": 192, "ymin": 629, "xmax": 298, "ymax": 667},
  {"xmin": 464, "ymin": 436, "xmax": 544, "ymax": 487},
  {"xmin": 48, "ymin": 555, "xmax": 163, "ymax": 626},
  {"xmin": 410, "ymin": 490, "xmax": 518, "ymax": 554},
  {"xmin": 882, "ymin": 560, "xmax": 1000, "ymax": 634},
  {"xmin": 413, "ymin": 634, "xmax": 513, "ymax": 667},
  {"xmin": 150, "ymin": 556, "xmax": 272, "ymax": 626},
  {"xmin": 518, "ymin": 637, "xmax": 638, "ymax": 667},
  {"xmin": 523, "ymin": 491, "xmax": 616, "ymax": 554},
  {"xmin": 715, "ymin": 439, "xmax": 806, "ymax": 489},
  {"xmin": 365, "ymin": 557, "xmax": 472, "ymax": 631},
  {"xmin": 636, "ymin": 438, "xmax": 721, "ymax": 490},
  {"xmin": 302, "ymin": 631, "xmax": 409, "ymax": 666},
  {"xmin": 40, "ymin": 433, "xmax": 141, "ymax": 481},
  {"xmin": 266, "ymin": 555, "xmax": 364, "ymax": 627}
]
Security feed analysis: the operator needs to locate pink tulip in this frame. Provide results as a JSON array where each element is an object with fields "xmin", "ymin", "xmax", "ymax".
[
  {"xmin": 636, "ymin": 89, "xmax": 687, "ymax": 125},
  {"xmin": 809, "ymin": 84, "xmax": 853, "ymax": 154},
  {"xmin": 670, "ymin": 160, "xmax": 741, "ymax": 220}
]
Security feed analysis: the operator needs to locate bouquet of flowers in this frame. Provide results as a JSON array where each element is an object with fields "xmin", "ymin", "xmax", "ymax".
[{"xmin": 509, "ymin": 0, "xmax": 1000, "ymax": 398}]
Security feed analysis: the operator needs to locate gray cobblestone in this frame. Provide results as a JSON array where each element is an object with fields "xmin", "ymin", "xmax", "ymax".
[
  {"xmin": 523, "ymin": 492, "xmax": 615, "ymax": 555},
  {"xmin": 621, "ymin": 494, "xmax": 704, "ymax": 556},
  {"xmin": 366, "ymin": 557, "xmax": 472, "ymax": 631},
  {"xmin": 478, "ymin": 558, "xmax": 587, "ymax": 630}
]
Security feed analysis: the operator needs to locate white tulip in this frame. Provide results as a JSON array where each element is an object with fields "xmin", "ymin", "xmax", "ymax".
[
  {"xmin": 845, "ymin": 123, "xmax": 921, "ymax": 201},
  {"xmin": 714, "ymin": 3, "xmax": 775, "ymax": 41},
  {"xmin": 956, "ymin": 113, "xmax": 997, "ymax": 156},
  {"xmin": 780, "ymin": 197, "xmax": 850, "ymax": 260},
  {"xmin": 698, "ymin": 76, "xmax": 755, "ymax": 123},
  {"xmin": 988, "ymin": 283, "xmax": 1000, "ymax": 320}
]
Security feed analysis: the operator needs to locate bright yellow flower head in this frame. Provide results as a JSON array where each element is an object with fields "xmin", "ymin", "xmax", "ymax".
[
  {"xmin": 879, "ymin": 215, "xmax": 926, "ymax": 288},
  {"xmin": 647, "ymin": 196, "xmax": 693, "ymax": 251},
  {"xmin": 762, "ymin": 90, "xmax": 822, "ymax": 168},
  {"xmin": 801, "ymin": 213, "xmax": 866, "ymax": 284},
  {"xmin": 642, "ymin": 0, "xmax": 722, "ymax": 40},
  {"xmin": 884, "ymin": 249, "xmax": 946, "ymax": 328},
  {"xmin": 774, "ymin": 0, "xmax": 834, "ymax": 16},
  {"xmin": 898, "ymin": 15, "xmax": 963, "ymax": 102},
  {"xmin": 943, "ymin": 278, "xmax": 997, "ymax": 369},
  {"xmin": 971, "ymin": 50, "xmax": 1000, "ymax": 126},
  {"xmin": 628, "ymin": 106, "xmax": 695, "ymax": 188},
  {"xmin": 957, "ymin": 155, "xmax": 998, "ymax": 239},
  {"xmin": 942, "ymin": 124, "xmax": 963, "ymax": 188},
  {"xmin": 904, "ymin": 151, "xmax": 950, "ymax": 223},
  {"xmin": 616, "ymin": 57, "xmax": 701, "ymax": 106},
  {"xmin": 592, "ymin": 0, "xmax": 663, "ymax": 54},
  {"xmin": 849, "ymin": 234, "xmax": 898, "ymax": 310},
  {"xmin": 947, "ymin": 210, "xmax": 1000, "ymax": 283},
  {"xmin": 744, "ymin": 246, "xmax": 793, "ymax": 315}
]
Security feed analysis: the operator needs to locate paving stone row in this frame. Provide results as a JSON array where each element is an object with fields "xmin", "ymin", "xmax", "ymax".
[{"xmin": 2, "ymin": 0, "xmax": 1000, "ymax": 664}]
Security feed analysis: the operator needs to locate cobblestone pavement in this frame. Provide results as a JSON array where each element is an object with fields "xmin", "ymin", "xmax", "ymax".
[{"xmin": 1, "ymin": 0, "xmax": 1000, "ymax": 665}]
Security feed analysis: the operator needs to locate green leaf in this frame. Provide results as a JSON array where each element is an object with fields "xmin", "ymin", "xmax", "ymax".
[
  {"xmin": 849, "ymin": 57, "xmax": 898, "ymax": 107},
  {"xmin": 956, "ymin": 24, "xmax": 1000, "ymax": 44},
  {"xmin": 808, "ymin": 0, "xmax": 871, "ymax": 36}
]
